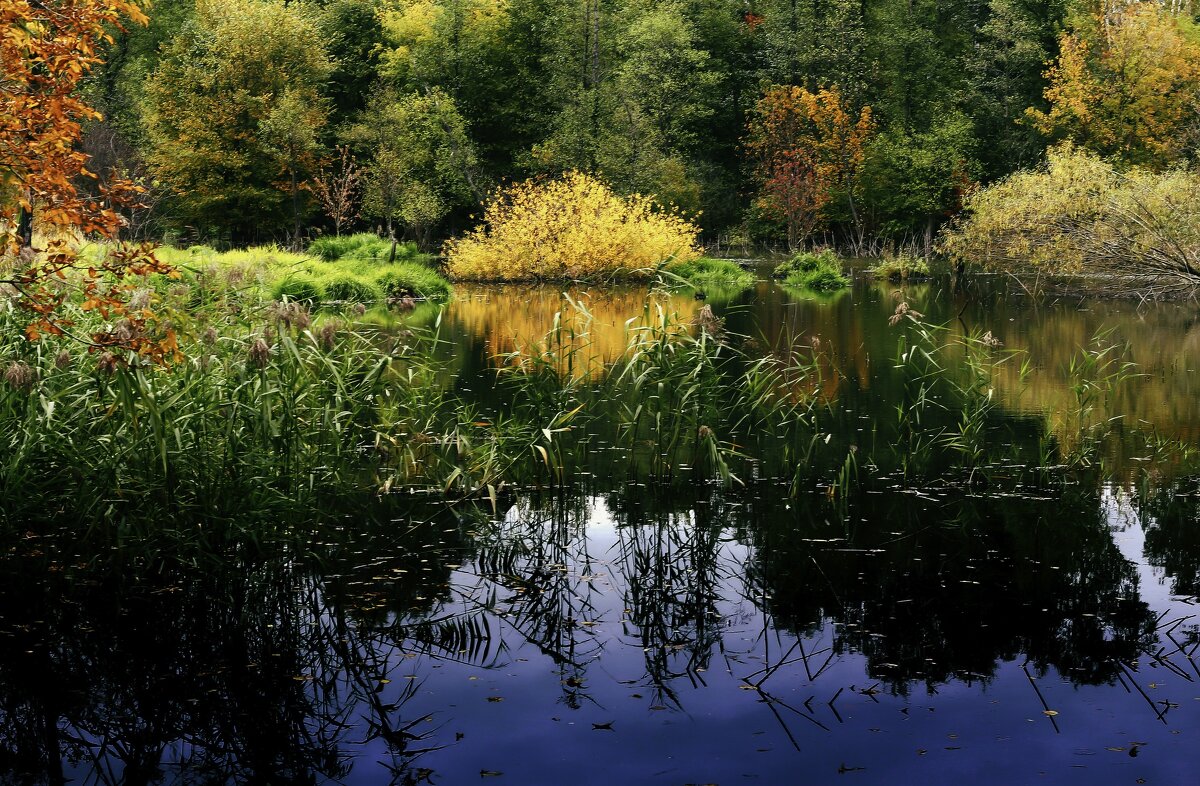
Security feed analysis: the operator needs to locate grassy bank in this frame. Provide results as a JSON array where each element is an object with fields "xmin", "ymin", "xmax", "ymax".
[{"xmin": 149, "ymin": 234, "xmax": 452, "ymax": 306}]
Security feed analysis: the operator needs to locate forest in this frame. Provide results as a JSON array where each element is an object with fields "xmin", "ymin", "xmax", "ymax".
[{"xmin": 68, "ymin": 0, "xmax": 1200, "ymax": 261}]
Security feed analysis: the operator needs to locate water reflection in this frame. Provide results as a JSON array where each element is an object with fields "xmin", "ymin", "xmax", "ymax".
[
  {"xmin": 745, "ymin": 490, "xmax": 1155, "ymax": 687},
  {"xmin": 3, "ymin": 483, "xmax": 1198, "ymax": 783},
  {"xmin": 420, "ymin": 275, "xmax": 1200, "ymax": 485},
  {"xmin": 8, "ymin": 273, "xmax": 1200, "ymax": 783}
]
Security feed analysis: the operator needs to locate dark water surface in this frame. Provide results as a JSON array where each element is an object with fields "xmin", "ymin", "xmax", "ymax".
[{"xmin": 9, "ymin": 271, "xmax": 1200, "ymax": 784}]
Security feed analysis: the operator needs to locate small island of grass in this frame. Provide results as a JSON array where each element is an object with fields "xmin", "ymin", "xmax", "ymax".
[{"xmin": 773, "ymin": 250, "xmax": 850, "ymax": 292}]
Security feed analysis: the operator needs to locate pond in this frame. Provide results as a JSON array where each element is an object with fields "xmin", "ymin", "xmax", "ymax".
[{"xmin": 7, "ymin": 268, "xmax": 1200, "ymax": 784}]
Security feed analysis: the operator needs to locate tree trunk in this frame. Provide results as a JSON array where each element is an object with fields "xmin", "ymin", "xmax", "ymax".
[
  {"xmin": 290, "ymin": 168, "xmax": 301, "ymax": 251},
  {"xmin": 18, "ymin": 193, "xmax": 34, "ymax": 251}
]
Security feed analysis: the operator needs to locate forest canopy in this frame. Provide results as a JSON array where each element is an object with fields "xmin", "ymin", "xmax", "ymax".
[{"xmin": 8, "ymin": 0, "xmax": 1200, "ymax": 262}]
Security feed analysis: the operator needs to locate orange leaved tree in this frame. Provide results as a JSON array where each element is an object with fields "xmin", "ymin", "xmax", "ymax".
[
  {"xmin": 746, "ymin": 85, "xmax": 873, "ymax": 249},
  {"xmin": 1, "ymin": 0, "xmax": 176, "ymax": 359}
]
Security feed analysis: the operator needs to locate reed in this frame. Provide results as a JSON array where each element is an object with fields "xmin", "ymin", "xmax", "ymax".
[{"xmin": 0, "ymin": 283, "xmax": 1182, "ymax": 530}]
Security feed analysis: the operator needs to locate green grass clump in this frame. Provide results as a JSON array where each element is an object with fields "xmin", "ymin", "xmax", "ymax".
[
  {"xmin": 322, "ymin": 275, "xmax": 383, "ymax": 303},
  {"xmin": 775, "ymin": 250, "xmax": 849, "ymax": 292},
  {"xmin": 374, "ymin": 264, "xmax": 453, "ymax": 301},
  {"xmin": 869, "ymin": 253, "xmax": 931, "ymax": 281},
  {"xmin": 666, "ymin": 257, "xmax": 756, "ymax": 292},
  {"xmin": 151, "ymin": 242, "xmax": 451, "ymax": 305},
  {"xmin": 309, "ymin": 233, "xmax": 422, "ymax": 263},
  {"xmin": 272, "ymin": 275, "xmax": 324, "ymax": 304}
]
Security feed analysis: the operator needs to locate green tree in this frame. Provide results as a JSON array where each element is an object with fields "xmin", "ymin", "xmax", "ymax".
[
  {"xmin": 260, "ymin": 90, "xmax": 326, "ymax": 247},
  {"xmin": 143, "ymin": 0, "xmax": 331, "ymax": 240},
  {"xmin": 346, "ymin": 88, "xmax": 479, "ymax": 247},
  {"xmin": 319, "ymin": 0, "xmax": 388, "ymax": 118},
  {"xmin": 862, "ymin": 113, "xmax": 977, "ymax": 254},
  {"xmin": 961, "ymin": 0, "xmax": 1070, "ymax": 179}
]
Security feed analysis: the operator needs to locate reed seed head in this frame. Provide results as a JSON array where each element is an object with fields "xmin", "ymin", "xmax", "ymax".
[
  {"xmin": 3, "ymin": 361, "xmax": 34, "ymax": 393},
  {"xmin": 248, "ymin": 338, "xmax": 271, "ymax": 369},
  {"xmin": 318, "ymin": 322, "xmax": 339, "ymax": 351},
  {"xmin": 97, "ymin": 352, "xmax": 119, "ymax": 376},
  {"xmin": 128, "ymin": 288, "xmax": 152, "ymax": 311},
  {"xmin": 692, "ymin": 304, "xmax": 724, "ymax": 338},
  {"xmin": 889, "ymin": 302, "xmax": 924, "ymax": 326}
]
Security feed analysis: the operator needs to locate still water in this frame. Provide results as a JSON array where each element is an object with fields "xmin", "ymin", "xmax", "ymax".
[{"xmin": 8, "ymin": 270, "xmax": 1200, "ymax": 784}]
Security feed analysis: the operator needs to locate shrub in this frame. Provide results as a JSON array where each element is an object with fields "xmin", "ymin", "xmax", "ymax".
[
  {"xmin": 445, "ymin": 171, "xmax": 702, "ymax": 281},
  {"xmin": 374, "ymin": 263, "xmax": 452, "ymax": 301},
  {"xmin": 322, "ymin": 275, "xmax": 383, "ymax": 303},
  {"xmin": 774, "ymin": 250, "xmax": 849, "ymax": 291},
  {"xmin": 665, "ymin": 257, "xmax": 755, "ymax": 291},
  {"xmin": 941, "ymin": 144, "xmax": 1200, "ymax": 294}
]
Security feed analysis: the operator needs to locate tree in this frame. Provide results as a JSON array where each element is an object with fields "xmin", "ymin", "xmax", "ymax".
[
  {"xmin": 319, "ymin": 0, "xmax": 387, "ymax": 118},
  {"xmin": 346, "ymin": 89, "xmax": 478, "ymax": 248},
  {"xmin": 143, "ymin": 0, "xmax": 331, "ymax": 241},
  {"xmin": 961, "ymin": 0, "xmax": 1070, "ymax": 179},
  {"xmin": 861, "ymin": 114, "xmax": 978, "ymax": 254},
  {"xmin": 1, "ymin": 0, "xmax": 175, "ymax": 358},
  {"xmin": 1027, "ymin": 2, "xmax": 1200, "ymax": 168},
  {"xmin": 746, "ymin": 85, "xmax": 873, "ymax": 248},
  {"xmin": 311, "ymin": 146, "xmax": 362, "ymax": 237},
  {"xmin": 259, "ymin": 90, "xmax": 325, "ymax": 248},
  {"xmin": 941, "ymin": 144, "xmax": 1200, "ymax": 295}
]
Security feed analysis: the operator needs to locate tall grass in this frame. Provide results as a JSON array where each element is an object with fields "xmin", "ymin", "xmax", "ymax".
[{"xmin": 0, "ymin": 283, "xmax": 1176, "ymax": 528}]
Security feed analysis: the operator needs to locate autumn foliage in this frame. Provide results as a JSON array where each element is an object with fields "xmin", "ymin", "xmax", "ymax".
[
  {"xmin": 444, "ymin": 172, "xmax": 702, "ymax": 281},
  {"xmin": 747, "ymin": 85, "xmax": 873, "ymax": 248},
  {"xmin": 1, "ymin": 0, "xmax": 177, "ymax": 359},
  {"xmin": 1027, "ymin": 3, "xmax": 1200, "ymax": 168}
]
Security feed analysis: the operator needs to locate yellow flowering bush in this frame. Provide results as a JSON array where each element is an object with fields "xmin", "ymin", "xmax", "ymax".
[{"xmin": 444, "ymin": 172, "xmax": 703, "ymax": 281}]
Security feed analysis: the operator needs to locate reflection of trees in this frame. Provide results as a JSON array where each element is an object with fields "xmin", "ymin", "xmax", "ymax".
[
  {"xmin": 0, "ymin": 508, "xmax": 468, "ymax": 785},
  {"xmin": 742, "ymin": 490, "xmax": 1156, "ymax": 690},
  {"xmin": 0, "ymin": 478, "xmax": 1186, "ymax": 780},
  {"xmin": 724, "ymin": 277, "xmax": 1200, "ymax": 464},
  {"xmin": 1140, "ymin": 478, "xmax": 1200, "ymax": 599}
]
